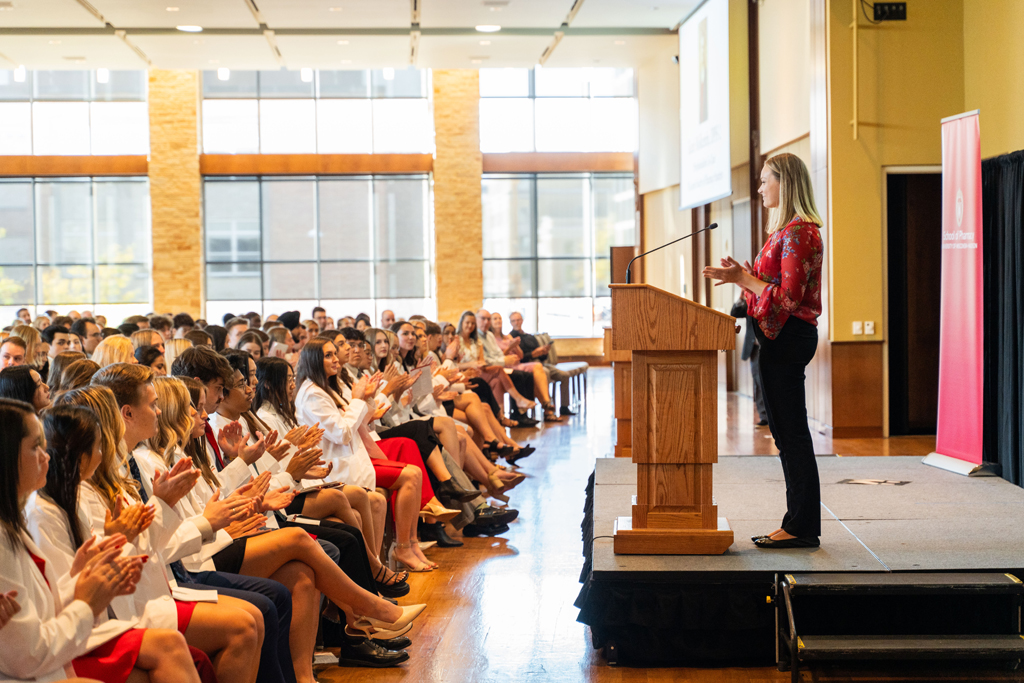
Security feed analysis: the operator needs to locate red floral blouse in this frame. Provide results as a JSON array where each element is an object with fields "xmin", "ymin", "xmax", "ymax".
[{"xmin": 744, "ymin": 217, "xmax": 823, "ymax": 340}]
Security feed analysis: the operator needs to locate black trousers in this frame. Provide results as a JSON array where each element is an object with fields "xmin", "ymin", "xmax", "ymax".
[
  {"xmin": 754, "ymin": 316, "xmax": 820, "ymax": 538},
  {"xmin": 281, "ymin": 519, "xmax": 377, "ymax": 593}
]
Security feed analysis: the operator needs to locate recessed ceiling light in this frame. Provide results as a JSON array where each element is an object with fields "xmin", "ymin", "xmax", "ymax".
[
  {"xmin": 328, "ymin": 6, "xmax": 342, "ymax": 10},
  {"xmin": 475, "ymin": 24, "xmax": 501, "ymax": 32},
  {"xmin": 479, "ymin": 40, "xmax": 491, "ymax": 45},
  {"xmin": 166, "ymin": 6, "xmax": 179, "ymax": 11},
  {"xmin": 337, "ymin": 39, "xmax": 349, "ymax": 45},
  {"xmin": 489, "ymin": 6, "xmax": 502, "ymax": 10},
  {"xmin": 96, "ymin": 68, "xmax": 109, "ymax": 84},
  {"xmin": 217, "ymin": 67, "xmax": 230, "ymax": 80},
  {"xmin": 176, "ymin": 25, "xmax": 202, "ymax": 32},
  {"xmin": 300, "ymin": 67, "xmax": 314, "ymax": 82},
  {"xmin": 341, "ymin": 59, "xmax": 352, "ymax": 64},
  {"xmin": 614, "ymin": 40, "xmax": 625, "ymax": 45},
  {"xmin": 48, "ymin": 39, "xmax": 61, "ymax": 44},
  {"xmin": 471, "ymin": 59, "xmax": 482, "ymax": 64}
]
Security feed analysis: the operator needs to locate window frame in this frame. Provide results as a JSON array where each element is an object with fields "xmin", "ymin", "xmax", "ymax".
[{"xmin": 202, "ymin": 174, "xmax": 434, "ymax": 313}]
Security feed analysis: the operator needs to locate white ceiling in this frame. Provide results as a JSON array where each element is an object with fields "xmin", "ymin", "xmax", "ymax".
[{"xmin": 0, "ymin": 0, "xmax": 683, "ymax": 70}]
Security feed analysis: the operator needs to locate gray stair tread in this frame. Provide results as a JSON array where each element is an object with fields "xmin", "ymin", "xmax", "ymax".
[
  {"xmin": 785, "ymin": 572, "xmax": 1023, "ymax": 592},
  {"xmin": 796, "ymin": 634, "xmax": 1024, "ymax": 658}
]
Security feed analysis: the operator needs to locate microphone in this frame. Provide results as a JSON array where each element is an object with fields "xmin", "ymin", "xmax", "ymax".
[{"xmin": 625, "ymin": 223, "xmax": 718, "ymax": 284}]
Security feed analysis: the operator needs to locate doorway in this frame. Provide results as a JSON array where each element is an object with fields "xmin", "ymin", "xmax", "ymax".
[{"xmin": 887, "ymin": 172, "xmax": 942, "ymax": 435}]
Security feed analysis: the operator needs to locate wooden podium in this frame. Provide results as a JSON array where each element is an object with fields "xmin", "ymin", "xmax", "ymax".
[{"xmin": 609, "ymin": 284, "xmax": 736, "ymax": 555}]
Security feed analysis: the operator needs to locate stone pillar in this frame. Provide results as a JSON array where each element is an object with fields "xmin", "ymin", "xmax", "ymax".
[
  {"xmin": 432, "ymin": 70, "xmax": 483, "ymax": 324},
  {"xmin": 148, "ymin": 70, "xmax": 203, "ymax": 316}
]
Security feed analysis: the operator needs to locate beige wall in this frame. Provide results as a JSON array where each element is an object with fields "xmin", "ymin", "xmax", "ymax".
[
  {"xmin": 148, "ymin": 69, "xmax": 203, "ymax": 317},
  {"xmin": 963, "ymin": 0, "xmax": 1024, "ymax": 159},
  {"xmin": 432, "ymin": 70, "xmax": 484, "ymax": 325},
  {"xmin": 758, "ymin": 0, "xmax": 811, "ymax": 154},
  {"xmin": 828, "ymin": 0, "xmax": 965, "ymax": 342}
]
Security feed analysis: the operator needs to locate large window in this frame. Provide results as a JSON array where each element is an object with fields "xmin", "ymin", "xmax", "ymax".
[
  {"xmin": 0, "ymin": 70, "xmax": 149, "ymax": 156},
  {"xmin": 203, "ymin": 175, "xmax": 434, "ymax": 323},
  {"xmin": 479, "ymin": 68, "xmax": 636, "ymax": 153},
  {"xmin": 201, "ymin": 69, "xmax": 433, "ymax": 155},
  {"xmin": 482, "ymin": 173, "xmax": 636, "ymax": 337},
  {"xmin": 0, "ymin": 177, "xmax": 152, "ymax": 321}
]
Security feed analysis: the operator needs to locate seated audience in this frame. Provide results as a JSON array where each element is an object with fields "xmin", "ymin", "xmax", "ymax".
[
  {"xmin": 164, "ymin": 339, "xmax": 194, "ymax": 370},
  {"xmin": 1, "ymin": 337, "xmax": 28, "ymax": 369},
  {"xmin": 173, "ymin": 313, "xmax": 195, "ymax": 340},
  {"xmin": 70, "ymin": 318, "xmax": 104, "ymax": 357},
  {"xmin": 134, "ymin": 345, "xmax": 168, "ymax": 375},
  {"xmin": 225, "ymin": 318, "xmax": 250, "ymax": 349},
  {"xmin": 148, "ymin": 315, "xmax": 173, "ymax": 341},
  {"xmin": 53, "ymin": 359, "xmax": 101, "ymax": 399},
  {"xmin": 185, "ymin": 330, "xmax": 213, "ymax": 348},
  {"xmin": 235, "ymin": 331, "xmax": 264, "ymax": 360},
  {"xmin": 47, "ymin": 351, "xmax": 86, "ymax": 396},
  {"xmin": 0, "ymin": 365, "xmax": 52, "ymax": 412}
]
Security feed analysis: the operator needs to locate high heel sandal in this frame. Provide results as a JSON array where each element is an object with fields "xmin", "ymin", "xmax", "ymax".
[
  {"xmin": 388, "ymin": 541, "xmax": 434, "ymax": 572},
  {"xmin": 543, "ymin": 403, "xmax": 562, "ymax": 422},
  {"xmin": 419, "ymin": 499, "xmax": 461, "ymax": 523},
  {"xmin": 353, "ymin": 604, "xmax": 427, "ymax": 638}
]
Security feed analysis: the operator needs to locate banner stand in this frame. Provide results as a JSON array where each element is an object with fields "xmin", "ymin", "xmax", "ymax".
[{"xmin": 922, "ymin": 452, "xmax": 1000, "ymax": 477}]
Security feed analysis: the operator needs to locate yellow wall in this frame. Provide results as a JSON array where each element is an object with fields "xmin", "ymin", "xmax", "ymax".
[
  {"xmin": 827, "ymin": 0, "xmax": 964, "ymax": 342},
  {"xmin": 963, "ymin": 0, "xmax": 1024, "ymax": 159}
]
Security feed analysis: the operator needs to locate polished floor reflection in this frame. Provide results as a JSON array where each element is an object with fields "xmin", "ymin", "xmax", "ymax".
[{"xmin": 321, "ymin": 367, "xmax": 1016, "ymax": 683}]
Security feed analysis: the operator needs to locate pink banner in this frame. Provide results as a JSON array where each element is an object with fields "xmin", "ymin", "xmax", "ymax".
[{"xmin": 935, "ymin": 112, "xmax": 983, "ymax": 464}]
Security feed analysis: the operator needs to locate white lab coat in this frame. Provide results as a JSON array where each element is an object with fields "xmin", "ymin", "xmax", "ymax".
[
  {"xmin": 294, "ymin": 379, "xmax": 371, "ymax": 488},
  {"xmin": 0, "ymin": 531, "xmax": 95, "ymax": 683}
]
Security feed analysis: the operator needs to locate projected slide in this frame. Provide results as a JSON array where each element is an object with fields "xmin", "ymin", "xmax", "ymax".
[{"xmin": 679, "ymin": 0, "xmax": 730, "ymax": 210}]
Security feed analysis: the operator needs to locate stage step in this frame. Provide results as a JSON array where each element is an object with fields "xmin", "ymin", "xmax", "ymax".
[
  {"xmin": 785, "ymin": 572, "xmax": 1024, "ymax": 595},
  {"xmin": 778, "ymin": 573, "xmax": 1024, "ymax": 682},
  {"xmin": 793, "ymin": 634, "xmax": 1024, "ymax": 660}
]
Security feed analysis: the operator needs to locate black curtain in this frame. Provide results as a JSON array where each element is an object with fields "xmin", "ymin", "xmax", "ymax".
[{"xmin": 982, "ymin": 151, "xmax": 1024, "ymax": 484}]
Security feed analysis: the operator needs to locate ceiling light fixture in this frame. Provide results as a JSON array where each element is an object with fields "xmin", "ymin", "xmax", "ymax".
[
  {"xmin": 337, "ymin": 39, "xmax": 349, "ymax": 45},
  {"xmin": 13, "ymin": 65, "xmax": 26, "ymax": 82},
  {"xmin": 341, "ymin": 59, "xmax": 352, "ymax": 64},
  {"xmin": 475, "ymin": 24, "xmax": 501, "ymax": 33},
  {"xmin": 479, "ymin": 40, "xmax": 491, "ymax": 45},
  {"xmin": 217, "ymin": 67, "xmax": 230, "ymax": 81},
  {"xmin": 166, "ymin": 6, "xmax": 179, "ymax": 10},
  {"xmin": 300, "ymin": 67, "xmax": 313, "ymax": 82},
  {"xmin": 48, "ymin": 40, "xmax": 61, "ymax": 44},
  {"xmin": 471, "ymin": 59, "xmax": 482, "ymax": 64},
  {"xmin": 176, "ymin": 25, "xmax": 202, "ymax": 32},
  {"xmin": 614, "ymin": 40, "xmax": 625, "ymax": 45},
  {"xmin": 328, "ymin": 6, "xmax": 342, "ymax": 10},
  {"xmin": 96, "ymin": 68, "xmax": 110, "ymax": 84}
]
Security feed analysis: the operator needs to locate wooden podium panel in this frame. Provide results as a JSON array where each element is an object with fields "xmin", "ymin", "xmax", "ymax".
[{"xmin": 609, "ymin": 284, "xmax": 735, "ymax": 555}]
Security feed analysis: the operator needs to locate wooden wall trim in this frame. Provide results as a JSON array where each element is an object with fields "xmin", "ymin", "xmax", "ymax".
[
  {"xmin": 0, "ymin": 156, "xmax": 148, "ymax": 177},
  {"xmin": 482, "ymin": 152, "xmax": 634, "ymax": 174},
  {"xmin": 200, "ymin": 154, "xmax": 433, "ymax": 176},
  {"xmin": 830, "ymin": 340, "xmax": 884, "ymax": 437}
]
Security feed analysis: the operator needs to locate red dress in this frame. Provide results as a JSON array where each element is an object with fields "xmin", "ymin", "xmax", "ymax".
[
  {"xmin": 373, "ymin": 436, "xmax": 435, "ymax": 509},
  {"xmin": 744, "ymin": 217, "xmax": 824, "ymax": 339}
]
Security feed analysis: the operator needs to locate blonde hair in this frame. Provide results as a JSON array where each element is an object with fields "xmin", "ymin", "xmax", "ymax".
[
  {"xmin": 55, "ymin": 385, "xmax": 139, "ymax": 509},
  {"xmin": 150, "ymin": 376, "xmax": 193, "ymax": 468},
  {"xmin": 131, "ymin": 329, "xmax": 157, "ymax": 351},
  {"xmin": 764, "ymin": 153, "xmax": 823, "ymax": 235},
  {"xmin": 92, "ymin": 336, "xmax": 136, "ymax": 368},
  {"xmin": 164, "ymin": 339, "xmax": 193, "ymax": 371},
  {"xmin": 11, "ymin": 325, "xmax": 41, "ymax": 364}
]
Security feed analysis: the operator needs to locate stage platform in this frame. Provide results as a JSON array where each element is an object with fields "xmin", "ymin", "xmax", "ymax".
[{"xmin": 575, "ymin": 455, "xmax": 1024, "ymax": 665}]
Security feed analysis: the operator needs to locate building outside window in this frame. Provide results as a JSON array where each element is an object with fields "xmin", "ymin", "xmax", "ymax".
[
  {"xmin": 0, "ymin": 69, "xmax": 149, "ymax": 156},
  {"xmin": 479, "ymin": 67, "xmax": 636, "ymax": 153},
  {"xmin": 203, "ymin": 175, "xmax": 434, "ymax": 323},
  {"xmin": 201, "ymin": 68, "xmax": 433, "ymax": 155},
  {"xmin": 482, "ymin": 172, "xmax": 636, "ymax": 337},
  {"xmin": 0, "ymin": 177, "xmax": 152, "ymax": 322}
]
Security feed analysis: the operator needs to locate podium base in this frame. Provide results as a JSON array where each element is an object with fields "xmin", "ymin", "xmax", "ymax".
[{"xmin": 613, "ymin": 516, "xmax": 734, "ymax": 555}]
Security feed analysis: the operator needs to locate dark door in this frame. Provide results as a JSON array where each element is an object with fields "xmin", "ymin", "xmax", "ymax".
[{"xmin": 887, "ymin": 173, "xmax": 942, "ymax": 435}]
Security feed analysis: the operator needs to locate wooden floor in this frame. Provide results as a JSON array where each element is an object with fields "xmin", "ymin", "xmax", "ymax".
[{"xmin": 320, "ymin": 367, "xmax": 1020, "ymax": 683}]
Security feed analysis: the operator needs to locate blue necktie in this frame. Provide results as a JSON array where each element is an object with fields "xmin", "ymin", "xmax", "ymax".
[{"xmin": 126, "ymin": 455, "xmax": 193, "ymax": 585}]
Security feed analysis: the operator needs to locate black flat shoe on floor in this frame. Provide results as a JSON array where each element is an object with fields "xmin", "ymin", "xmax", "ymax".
[
  {"xmin": 750, "ymin": 534, "xmax": 772, "ymax": 542},
  {"xmin": 754, "ymin": 536, "xmax": 819, "ymax": 549}
]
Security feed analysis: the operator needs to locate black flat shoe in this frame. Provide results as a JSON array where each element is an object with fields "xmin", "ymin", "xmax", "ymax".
[
  {"xmin": 335, "ymin": 637, "xmax": 409, "ymax": 667},
  {"xmin": 754, "ymin": 536, "xmax": 819, "ymax": 549},
  {"xmin": 418, "ymin": 520, "xmax": 463, "ymax": 547},
  {"xmin": 559, "ymin": 406, "xmax": 577, "ymax": 416},
  {"xmin": 373, "ymin": 635, "xmax": 412, "ymax": 651},
  {"xmin": 462, "ymin": 522, "xmax": 510, "ymax": 537},
  {"xmin": 473, "ymin": 505, "xmax": 518, "ymax": 527},
  {"xmin": 750, "ymin": 534, "xmax": 772, "ymax": 542}
]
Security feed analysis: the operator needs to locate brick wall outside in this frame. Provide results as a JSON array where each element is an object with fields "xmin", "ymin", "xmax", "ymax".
[
  {"xmin": 148, "ymin": 69, "xmax": 203, "ymax": 316},
  {"xmin": 432, "ymin": 70, "xmax": 483, "ymax": 325}
]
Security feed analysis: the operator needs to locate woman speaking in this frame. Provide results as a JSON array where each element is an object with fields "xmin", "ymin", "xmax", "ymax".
[{"xmin": 703, "ymin": 153, "xmax": 824, "ymax": 549}]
